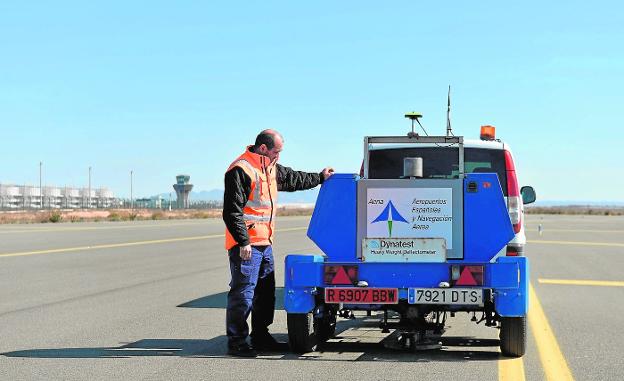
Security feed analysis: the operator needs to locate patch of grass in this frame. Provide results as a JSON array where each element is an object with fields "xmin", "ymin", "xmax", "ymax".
[
  {"xmin": 276, "ymin": 207, "xmax": 314, "ymax": 217},
  {"xmin": 0, "ymin": 208, "xmax": 224, "ymax": 224},
  {"xmin": 526, "ymin": 206, "xmax": 624, "ymax": 215},
  {"xmin": 49, "ymin": 212, "xmax": 63, "ymax": 223},
  {"xmin": 108, "ymin": 212, "xmax": 121, "ymax": 221},
  {"xmin": 191, "ymin": 211, "xmax": 211, "ymax": 219}
]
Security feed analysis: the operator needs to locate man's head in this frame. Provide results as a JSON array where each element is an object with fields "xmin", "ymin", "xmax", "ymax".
[{"xmin": 253, "ymin": 129, "xmax": 283, "ymax": 164}]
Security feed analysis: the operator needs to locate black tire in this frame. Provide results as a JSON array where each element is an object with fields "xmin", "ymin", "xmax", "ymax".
[
  {"xmin": 287, "ymin": 313, "xmax": 317, "ymax": 353},
  {"xmin": 315, "ymin": 312, "xmax": 337, "ymax": 344},
  {"xmin": 500, "ymin": 316, "xmax": 526, "ymax": 357}
]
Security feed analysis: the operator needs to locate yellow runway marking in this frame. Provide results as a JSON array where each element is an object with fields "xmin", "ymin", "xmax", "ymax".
[
  {"xmin": 528, "ymin": 284, "xmax": 574, "ymax": 381},
  {"xmin": 539, "ymin": 278, "xmax": 624, "ymax": 287},
  {"xmin": 527, "ymin": 239, "xmax": 624, "ymax": 248},
  {"xmin": 0, "ymin": 221, "xmax": 211, "ymax": 234},
  {"xmin": 0, "ymin": 227, "xmax": 308, "ymax": 258},
  {"xmin": 276, "ymin": 227, "xmax": 309, "ymax": 233},
  {"xmin": 0, "ymin": 235, "xmax": 220, "ymax": 258},
  {"xmin": 498, "ymin": 357, "xmax": 525, "ymax": 381}
]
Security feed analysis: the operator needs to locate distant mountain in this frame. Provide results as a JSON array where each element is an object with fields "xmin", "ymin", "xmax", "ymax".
[
  {"xmin": 155, "ymin": 188, "xmax": 320, "ymax": 205},
  {"xmin": 277, "ymin": 188, "xmax": 319, "ymax": 204},
  {"xmin": 530, "ymin": 200, "xmax": 624, "ymax": 207},
  {"xmin": 192, "ymin": 189, "xmax": 225, "ymax": 201},
  {"xmin": 154, "ymin": 189, "xmax": 223, "ymax": 202}
]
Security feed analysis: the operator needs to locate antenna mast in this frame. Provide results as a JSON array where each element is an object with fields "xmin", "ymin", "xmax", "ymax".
[{"xmin": 446, "ymin": 85, "xmax": 453, "ymax": 137}]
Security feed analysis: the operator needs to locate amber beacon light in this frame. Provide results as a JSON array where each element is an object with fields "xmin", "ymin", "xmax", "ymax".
[{"xmin": 480, "ymin": 125, "xmax": 496, "ymax": 140}]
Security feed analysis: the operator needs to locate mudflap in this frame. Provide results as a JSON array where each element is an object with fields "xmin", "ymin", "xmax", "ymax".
[
  {"xmin": 284, "ymin": 254, "xmax": 325, "ymax": 313},
  {"xmin": 492, "ymin": 256, "xmax": 529, "ymax": 317}
]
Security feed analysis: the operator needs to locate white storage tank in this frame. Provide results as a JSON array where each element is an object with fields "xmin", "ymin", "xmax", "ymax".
[
  {"xmin": 22, "ymin": 186, "xmax": 41, "ymax": 197},
  {"xmin": 63, "ymin": 188, "xmax": 80, "ymax": 198},
  {"xmin": 3, "ymin": 186, "xmax": 20, "ymax": 196},
  {"xmin": 44, "ymin": 187, "xmax": 62, "ymax": 197},
  {"xmin": 98, "ymin": 188, "xmax": 114, "ymax": 198}
]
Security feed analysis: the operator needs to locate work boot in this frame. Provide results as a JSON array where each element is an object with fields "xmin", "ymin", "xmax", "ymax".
[
  {"xmin": 250, "ymin": 334, "xmax": 289, "ymax": 351},
  {"xmin": 227, "ymin": 342, "xmax": 257, "ymax": 357}
]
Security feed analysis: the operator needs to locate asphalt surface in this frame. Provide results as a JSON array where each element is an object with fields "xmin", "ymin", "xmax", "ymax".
[{"xmin": 0, "ymin": 214, "xmax": 622, "ymax": 380}]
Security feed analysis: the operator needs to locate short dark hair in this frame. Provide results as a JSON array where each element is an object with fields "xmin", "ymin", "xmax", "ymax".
[{"xmin": 254, "ymin": 130, "xmax": 280, "ymax": 150}]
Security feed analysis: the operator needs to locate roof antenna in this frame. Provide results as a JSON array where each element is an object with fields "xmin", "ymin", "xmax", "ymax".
[
  {"xmin": 446, "ymin": 85, "xmax": 454, "ymax": 137},
  {"xmin": 405, "ymin": 112, "xmax": 424, "ymax": 137}
]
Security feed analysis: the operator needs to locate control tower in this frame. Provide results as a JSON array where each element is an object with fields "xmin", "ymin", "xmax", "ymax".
[{"xmin": 173, "ymin": 175, "xmax": 193, "ymax": 209}]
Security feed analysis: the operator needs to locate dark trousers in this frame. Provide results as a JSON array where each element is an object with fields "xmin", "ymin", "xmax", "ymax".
[{"xmin": 226, "ymin": 245, "xmax": 275, "ymax": 346}]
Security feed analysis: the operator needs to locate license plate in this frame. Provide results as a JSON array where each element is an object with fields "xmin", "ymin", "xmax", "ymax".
[
  {"xmin": 408, "ymin": 288, "xmax": 483, "ymax": 305},
  {"xmin": 325, "ymin": 287, "xmax": 399, "ymax": 304}
]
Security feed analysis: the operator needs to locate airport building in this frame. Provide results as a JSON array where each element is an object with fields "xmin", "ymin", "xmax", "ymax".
[{"xmin": 0, "ymin": 183, "xmax": 118, "ymax": 210}]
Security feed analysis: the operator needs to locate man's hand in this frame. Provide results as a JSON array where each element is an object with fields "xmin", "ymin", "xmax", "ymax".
[
  {"xmin": 321, "ymin": 167, "xmax": 335, "ymax": 181},
  {"xmin": 240, "ymin": 244, "xmax": 252, "ymax": 260}
]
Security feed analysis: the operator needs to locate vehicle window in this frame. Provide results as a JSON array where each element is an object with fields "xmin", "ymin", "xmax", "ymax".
[{"xmin": 368, "ymin": 147, "xmax": 508, "ymax": 195}]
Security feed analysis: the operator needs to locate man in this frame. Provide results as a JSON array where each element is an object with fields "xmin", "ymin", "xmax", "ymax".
[{"xmin": 223, "ymin": 129, "xmax": 334, "ymax": 357}]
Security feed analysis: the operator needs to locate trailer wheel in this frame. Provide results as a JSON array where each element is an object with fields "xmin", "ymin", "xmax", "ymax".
[
  {"xmin": 315, "ymin": 311, "xmax": 337, "ymax": 344},
  {"xmin": 287, "ymin": 313, "xmax": 317, "ymax": 353},
  {"xmin": 500, "ymin": 316, "xmax": 526, "ymax": 357}
]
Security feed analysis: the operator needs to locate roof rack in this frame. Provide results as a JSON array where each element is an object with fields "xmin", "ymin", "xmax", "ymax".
[{"xmin": 362, "ymin": 135, "xmax": 465, "ymax": 179}]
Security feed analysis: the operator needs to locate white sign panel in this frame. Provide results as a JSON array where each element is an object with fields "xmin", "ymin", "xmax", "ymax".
[
  {"xmin": 366, "ymin": 188, "xmax": 453, "ymax": 249},
  {"xmin": 362, "ymin": 238, "xmax": 446, "ymax": 262}
]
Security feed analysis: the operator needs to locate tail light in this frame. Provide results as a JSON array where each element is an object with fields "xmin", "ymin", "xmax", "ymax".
[
  {"xmin": 506, "ymin": 246, "xmax": 519, "ymax": 256},
  {"xmin": 451, "ymin": 265, "xmax": 484, "ymax": 286},
  {"xmin": 504, "ymin": 150, "xmax": 522, "ymax": 234},
  {"xmin": 324, "ymin": 265, "xmax": 358, "ymax": 285}
]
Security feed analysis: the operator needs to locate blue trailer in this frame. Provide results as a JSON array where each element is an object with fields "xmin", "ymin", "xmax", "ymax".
[{"xmin": 284, "ymin": 131, "xmax": 531, "ymax": 357}]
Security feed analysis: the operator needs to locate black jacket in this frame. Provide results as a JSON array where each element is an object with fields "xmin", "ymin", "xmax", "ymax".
[{"xmin": 223, "ymin": 164, "xmax": 323, "ymax": 247}]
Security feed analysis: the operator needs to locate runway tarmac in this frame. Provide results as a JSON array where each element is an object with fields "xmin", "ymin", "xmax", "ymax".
[{"xmin": 1, "ymin": 214, "xmax": 622, "ymax": 380}]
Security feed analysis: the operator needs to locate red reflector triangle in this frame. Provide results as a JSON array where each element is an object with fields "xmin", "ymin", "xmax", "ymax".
[
  {"xmin": 457, "ymin": 267, "xmax": 478, "ymax": 286},
  {"xmin": 332, "ymin": 266, "xmax": 352, "ymax": 285}
]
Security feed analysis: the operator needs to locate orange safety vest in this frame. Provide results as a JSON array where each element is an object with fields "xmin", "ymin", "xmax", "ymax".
[{"xmin": 224, "ymin": 147, "xmax": 278, "ymax": 250}]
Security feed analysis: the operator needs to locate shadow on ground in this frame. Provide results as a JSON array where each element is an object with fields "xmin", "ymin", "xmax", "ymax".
[
  {"xmin": 2, "ymin": 316, "xmax": 502, "ymax": 362},
  {"xmin": 177, "ymin": 288, "xmax": 285, "ymax": 310}
]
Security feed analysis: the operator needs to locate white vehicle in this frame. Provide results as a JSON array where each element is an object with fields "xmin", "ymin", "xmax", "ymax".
[{"xmin": 364, "ymin": 124, "xmax": 536, "ymax": 259}]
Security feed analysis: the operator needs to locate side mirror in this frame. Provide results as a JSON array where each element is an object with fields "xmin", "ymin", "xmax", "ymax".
[{"xmin": 520, "ymin": 186, "xmax": 536, "ymax": 205}]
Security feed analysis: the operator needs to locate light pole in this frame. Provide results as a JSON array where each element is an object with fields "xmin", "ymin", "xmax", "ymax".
[
  {"xmin": 39, "ymin": 161, "xmax": 42, "ymax": 209},
  {"xmin": 88, "ymin": 166, "xmax": 91, "ymax": 209},
  {"xmin": 130, "ymin": 170, "xmax": 134, "ymax": 210}
]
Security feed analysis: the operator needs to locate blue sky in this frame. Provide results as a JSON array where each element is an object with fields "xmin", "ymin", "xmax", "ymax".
[{"xmin": 1, "ymin": 1, "xmax": 622, "ymax": 201}]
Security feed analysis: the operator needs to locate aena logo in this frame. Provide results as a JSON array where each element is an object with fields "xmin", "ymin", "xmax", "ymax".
[{"xmin": 371, "ymin": 200, "xmax": 408, "ymax": 237}]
